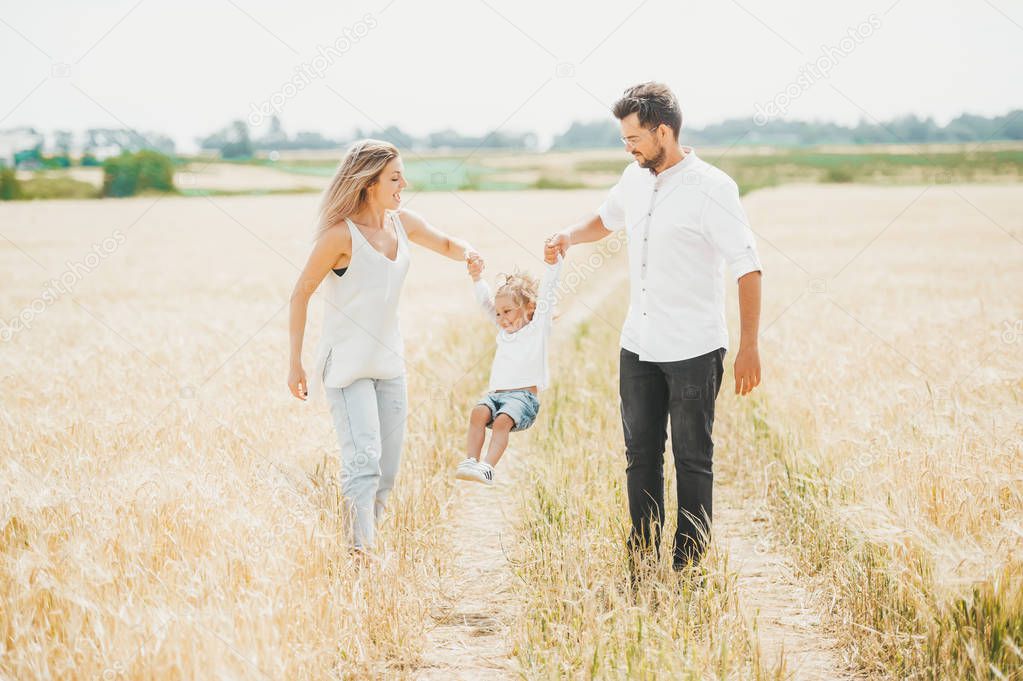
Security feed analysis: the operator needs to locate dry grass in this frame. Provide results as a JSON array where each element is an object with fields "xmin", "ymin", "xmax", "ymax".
[
  {"xmin": 734, "ymin": 183, "xmax": 1023, "ymax": 679},
  {"xmin": 1, "ymin": 183, "xmax": 1020, "ymax": 679},
  {"xmin": 0, "ymin": 190, "xmax": 606, "ymax": 678},
  {"xmin": 509, "ymin": 280, "xmax": 783, "ymax": 680},
  {"xmin": 0, "ymin": 305, "xmax": 491, "ymax": 677}
]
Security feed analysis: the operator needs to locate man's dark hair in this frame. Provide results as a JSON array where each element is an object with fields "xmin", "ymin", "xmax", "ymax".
[{"xmin": 612, "ymin": 82, "xmax": 682, "ymax": 139}]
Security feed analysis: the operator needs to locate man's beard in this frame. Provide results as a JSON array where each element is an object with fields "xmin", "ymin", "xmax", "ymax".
[{"xmin": 637, "ymin": 143, "xmax": 666, "ymax": 173}]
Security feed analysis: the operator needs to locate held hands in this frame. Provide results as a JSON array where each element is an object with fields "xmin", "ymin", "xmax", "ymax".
[
  {"xmin": 545, "ymin": 232, "xmax": 570, "ymax": 263},
  {"xmin": 465, "ymin": 249, "xmax": 484, "ymax": 281}
]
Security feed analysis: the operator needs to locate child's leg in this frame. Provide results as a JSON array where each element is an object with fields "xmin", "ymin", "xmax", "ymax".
[
  {"xmin": 482, "ymin": 413, "xmax": 515, "ymax": 467},
  {"xmin": 466, "ymin": 404, "xmax": 492, "ymax": 460}
]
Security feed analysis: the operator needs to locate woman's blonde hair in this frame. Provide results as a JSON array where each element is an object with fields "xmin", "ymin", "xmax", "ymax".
[
  {"xmin": 495, "ymin": 269, "xmax": 540, "ymax": 311},
  {"xmin": 315, "ymin": 139, "xmax": 399, "ymax": 235}
]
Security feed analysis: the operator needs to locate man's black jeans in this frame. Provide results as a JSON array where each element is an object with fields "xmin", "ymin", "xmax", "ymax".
[{"xmin": 619, "ymin": 346, "xmax": 725, "ymax": 569}]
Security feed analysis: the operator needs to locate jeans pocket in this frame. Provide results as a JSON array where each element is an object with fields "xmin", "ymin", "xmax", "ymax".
[{"xmin": 714, "ymin": 347, "xmax": 725, "ymax": 395}]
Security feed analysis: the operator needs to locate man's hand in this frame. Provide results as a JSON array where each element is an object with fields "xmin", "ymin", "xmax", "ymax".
[
  {"xmin": 466, "ymin": 251, "xmax": 484, "ymax": 281},
  {"xmin": 733, "ymin": 345, "xmax": 761, "ymax": 396},
  {"xmin": 546, "ymin": 231, "xmax": 571, "ymax": 260}
]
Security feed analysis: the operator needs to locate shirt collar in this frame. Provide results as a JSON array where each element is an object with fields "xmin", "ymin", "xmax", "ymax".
[{"xmin": 651, "ymin": 146, "xmax": 697, "ymax": 182}]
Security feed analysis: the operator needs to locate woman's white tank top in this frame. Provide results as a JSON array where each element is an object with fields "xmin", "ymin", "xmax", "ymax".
[{"xmin": 309, "ymin": 211, "xmax": 411, "ymax": 394}]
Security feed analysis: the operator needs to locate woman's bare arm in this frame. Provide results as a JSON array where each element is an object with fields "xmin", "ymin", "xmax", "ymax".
[
  {"xmin": 400, "ymin": 208, "xmax": 477, "ymax": 260},
  {"xmin": 287, "ymin": 226, "xmax": 349, "ymax": 400}
]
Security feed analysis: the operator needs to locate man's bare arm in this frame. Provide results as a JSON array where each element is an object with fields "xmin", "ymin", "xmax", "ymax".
[
  {"xmin": 549, "ymin": 214, "xmax": 611, "ymax": 255},
  {"xmin": 734, "ymin": 271, "xmax": 762, "ymax": 396}
]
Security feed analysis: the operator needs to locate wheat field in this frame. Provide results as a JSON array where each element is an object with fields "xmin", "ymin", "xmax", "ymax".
[{"xmin": 0, "ymin": 183, "xmax": 1020, "ymax": 679}]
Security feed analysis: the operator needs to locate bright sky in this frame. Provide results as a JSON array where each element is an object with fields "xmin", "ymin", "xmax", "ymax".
[{"xmin": 2, "ymin": 0, "xmax": 1020, "ymax": 151}]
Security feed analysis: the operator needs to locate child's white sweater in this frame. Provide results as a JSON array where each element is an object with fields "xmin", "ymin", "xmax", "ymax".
[{"xmin": 473, "ymin": 257, "xmax": 563, "ymax": 392}]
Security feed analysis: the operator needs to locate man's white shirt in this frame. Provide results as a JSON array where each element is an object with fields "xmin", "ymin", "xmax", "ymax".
[{"xmin": 598, "ymin": 147, "xmax": 763, "ymax": 362}]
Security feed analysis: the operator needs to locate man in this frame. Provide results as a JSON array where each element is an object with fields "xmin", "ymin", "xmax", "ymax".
[{"xmin": 547, "ymin": 82, "xmax": 763, "ymax": 571}]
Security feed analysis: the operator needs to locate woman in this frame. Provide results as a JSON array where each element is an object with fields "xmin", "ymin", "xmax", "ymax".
[{"xmin": 288, "ymin": 139, "xmax": 479, "ymax": 551}]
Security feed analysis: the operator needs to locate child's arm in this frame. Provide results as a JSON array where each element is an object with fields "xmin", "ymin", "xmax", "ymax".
[
  {"xmin": 535, "ymin": 243, "xmax": 564, "ymax": 327},
  {"xmin": 468, "ymin": 253, "xmax": 501, "ymax": 329}
]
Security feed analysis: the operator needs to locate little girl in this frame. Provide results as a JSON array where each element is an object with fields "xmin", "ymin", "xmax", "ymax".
[{"xmin": 455, "ymin": 240, "xmax": 563, "ymax": 485}]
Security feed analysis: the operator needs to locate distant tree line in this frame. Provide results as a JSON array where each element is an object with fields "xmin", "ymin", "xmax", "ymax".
[
  {"xmin": 196, "ymin": 109, "xmax": 1022, "ymax": 158},
  {"xmin": 0, "ymin": 127, "xmax": 175, "ymax": 170},
  {"xmin": 551, "ymin": 110, "xmax": 1023, "ymax": 149},
  {"xmin": 197, "ymin": 116, "xmax": 540, "ymax": 158},
  {"xmin": 1, "ymin": 149, "xmax": 177, "ymax": 201}
]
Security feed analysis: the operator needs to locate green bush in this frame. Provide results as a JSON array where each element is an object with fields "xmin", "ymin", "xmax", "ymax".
[
  {"xmin": 531, "ymin": 175, "xmax": 586, "ymax": 190},
  {"xmin": 13, "ymin": 148, "xmax": 41, "ymax": 167},
  {"xmin": 21, "ymin": 176, "xmax": 98, "ymax": 200},
  {"xmin": 823, "ymin": 167, "xmax": 855, "ymax": 183},
  {"xmin": 102, "ymin": 150, "xmax": 176, "ymax": 197},
  {"xmin": 0, "ymin": 167, "xmax": 22, "ymax": 200},
  {"xmin": 40, "ymin": 155, "xmax": 71, "ymax": 169}
]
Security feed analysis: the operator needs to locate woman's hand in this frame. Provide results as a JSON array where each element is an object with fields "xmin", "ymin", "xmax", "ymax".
[
  {"xmin": 466, "ymin": 250, "xmax": 484, "ymax": 281},
  {"xmin": 288, "ymin": 364, "xmax": 308, "ymax": 400}
]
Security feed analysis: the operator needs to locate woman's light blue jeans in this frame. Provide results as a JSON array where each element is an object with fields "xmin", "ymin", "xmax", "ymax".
[{"xmin": 324, "ymin": 371, "xmax": 408, "ymax": 550}]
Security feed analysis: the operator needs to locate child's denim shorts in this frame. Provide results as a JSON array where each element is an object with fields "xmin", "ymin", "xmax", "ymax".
[{"xmin": 477, "ymin": 389, "xmax": 541, "ymax": 432}]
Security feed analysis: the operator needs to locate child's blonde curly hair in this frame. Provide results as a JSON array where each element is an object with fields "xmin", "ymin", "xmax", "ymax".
[{"xmin": 494, "ymin": 269, "xmax": 539, "ymax": 311}]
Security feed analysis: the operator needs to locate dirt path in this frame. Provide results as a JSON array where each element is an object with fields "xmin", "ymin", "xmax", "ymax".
[
  {"xmin": 414, "ymin": 254, "xmax": 857, "ymax": 679},
  {"xmin": 416, "ymin": 456, "xmax": 522, "ymax": 680},
  {"xmin": 715, "ymin": 493, "xmax": 858, "ymax": 680},
  {"xmin": 414, "ymin": 256, "xmax": 628, "ymax": 679}
]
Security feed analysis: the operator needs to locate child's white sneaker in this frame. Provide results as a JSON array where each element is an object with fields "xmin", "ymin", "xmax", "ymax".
[
  {"xmin": 455, "ymin": 457, "xmax": 479, "ymax": 481},
  {"xmin": 455, "ymin": 459, "xmax": 494, "ymax": 485}
]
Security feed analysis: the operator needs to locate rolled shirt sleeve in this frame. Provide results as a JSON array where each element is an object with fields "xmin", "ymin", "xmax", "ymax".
[
  {"xmin": 597, "ymin": 176, "xmax": 627, "ymax": 231},
  {"xmin": 701, "ymin": 179, "xmax": 763, "ymax": 281}
]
